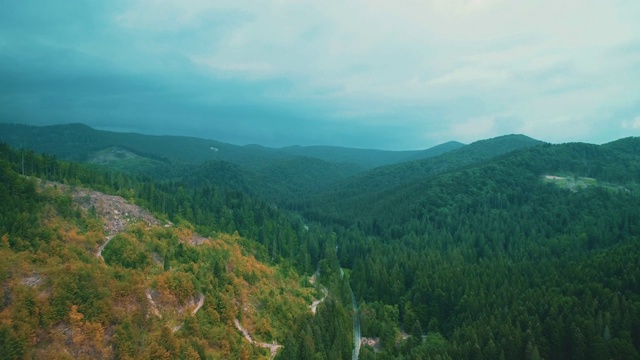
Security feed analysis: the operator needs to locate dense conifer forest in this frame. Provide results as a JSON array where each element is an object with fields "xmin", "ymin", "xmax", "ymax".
[{"xmin": 1, "ymin": 124, "xmax": 639, "ymax": 359}]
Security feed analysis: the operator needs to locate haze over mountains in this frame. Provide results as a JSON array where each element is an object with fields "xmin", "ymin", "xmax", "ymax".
[
  {"xmin": 0, "ymin": 122, "xmax": 538, "ymax": 201},
  {"xmin": 0, "ymin": 123, "xmax": 465, "ymax": 170},
  {"xmin": 0, "ymin": 122, "xmax": 467, "ymax": 200}
]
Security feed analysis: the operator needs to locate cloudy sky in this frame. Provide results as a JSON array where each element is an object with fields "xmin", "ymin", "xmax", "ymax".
[{"xmin": 1, "ymin": 0, "xmax": 640, "ymax": 150}]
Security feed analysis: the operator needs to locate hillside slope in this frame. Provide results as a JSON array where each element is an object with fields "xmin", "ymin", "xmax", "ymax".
[
  {"xmin": 297, "ymin": 134, "xmax": 544, "ymax": 219},
  {"xmin": 0, "ymin": 154, "xmax": 332, "ymax": 359},
  {"xmin": 0, "ymin": 142, "xmax": 357, "ymax": 359}
]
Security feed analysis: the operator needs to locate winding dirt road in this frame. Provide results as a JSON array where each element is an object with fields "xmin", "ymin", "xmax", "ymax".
[
  {"xmin": 96, "ymin": 235, "xmax": 115, "ymax": 260},
  {"xmin": 234, "ymin": 318, "xmax": 282, "ymax": 359},
  {"xmin": 310, "ymin": 287, "xmax": 328, "ymax": 315},
  {"xmin": 191, "ymin": 293, "xmax": 205, "ymax": 316},
  {"xmin": 173, "ymin": 293, "xmax": 205, "ymax": 333}
]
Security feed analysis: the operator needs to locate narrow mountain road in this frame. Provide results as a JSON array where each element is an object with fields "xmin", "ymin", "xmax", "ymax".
[
  {"xmin": 191, "ymin": 293, "xmax": 205, "ymax": 316},
  {"xmin": 173, "ymin": 293, "xmax": 205, "ymax": 333},
  {"xmin": 234, "ymin": 318, "xmax": 282, "ymax": 359},
  {"xmin": 339, "ymin": 268, "xmax": 361, "ymax": 359},
  {"xmin": 351, "ymin": 287, "xmax": 361, "ymax": 360},
  {"xmin": 96, "ymin": 235, "xmax": 115, "ymax": 260},
  {"xmin": 316, "ymin": 267, "xmax": 360, "ymax": 359},
  {"xmin": 146, "ymin": 290, "xmax": 162, "ymax": 318},
  {"xmin": 310, "ymin": 287, "xmax": 328, "ymax": 315}
]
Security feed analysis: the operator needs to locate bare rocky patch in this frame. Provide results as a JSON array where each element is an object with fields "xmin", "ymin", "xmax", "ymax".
[
  {"xmin": 20, "ymin": 273, "xmax": 44, "ymax": 288},
  {"xmin": 543, "ymin": 174, "xmax": 632, "ymax": 193},
  {"xmin": 71, "ymin": 188, "xmax": 162, "ymax": 235},
  {"xmin": 88, "ymin": 147, "xmax": 139, "ymax": 165}
]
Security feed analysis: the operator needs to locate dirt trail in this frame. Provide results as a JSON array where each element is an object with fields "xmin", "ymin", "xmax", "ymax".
[
  {"xmin": 234, "ymin": 318, "xmax": 282, "ymax": 359},
  {"xmin": 173, "ymin": 293, "xmax": 205, "ymax": 333},
  {"xmin": 191, "ymin": 293, "xmax": 205, "ymax": 316},
  {"xmin": 310, "ymin": 287, "xmax": 328, "ymax": 315},
  {"xmin": 309, "ymin": 271, "xmax": 328, "ymax": 315},
  {"xmin": 146, "ymin": 290, "xmax": 162, "ymax": 318},
  {"xmin": 96, "ymin": 235, "xmax": 114, "ymax": 260}
]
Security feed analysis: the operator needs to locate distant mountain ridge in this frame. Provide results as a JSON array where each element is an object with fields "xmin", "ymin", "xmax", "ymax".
[
  {"xmin": 0, "ymin": 122, "xmax": 467, "ymax": 200},
  {"xmin": 0, "ymin": 123, "xmax": 460, "ymax": 168},
  {"xmin": 278, "ymin": 140, "xmax": 465, "ymax": 169},
  {"xmin": 298, "ymin": 136, "xmax": 640, "ymax": 230},
  {"xmin": 294, "ymin": 134, "xmax": 546, "ymax": 212}
]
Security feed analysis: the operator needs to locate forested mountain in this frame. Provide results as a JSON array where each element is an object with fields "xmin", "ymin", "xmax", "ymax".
[
  {"xmin": 0, "ymin": 123, "xmax": 277, "ymax": 168},
  {"xmin": 1, "ymin": 124, "xmax": 640, "ymax": 360},
  {"xmin": 294, "ymin": 134, "xmax": 545, "ymax": 219},
  {"xmin": 301, "ymin": 139, "xmax": 637, "ymax": 230},
  {"xmin": 182, "ymin": 157, "xmax": 364, "ymax": 203},
  {"xmin": 322, "ymin": 138, "xmax": 640, "ymax": 359},
  {"xmin": 0, "ymin": 123, "xmax": 459, "ymax": 173},
  {"xmin": 256, "ymin": 156, "xmax": 364, "ymax": 198}
]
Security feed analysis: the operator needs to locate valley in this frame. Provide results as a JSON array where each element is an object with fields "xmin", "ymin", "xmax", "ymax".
[{"xmin": 1, "ymin": 124, "xmax": 640, "ymax": 359}]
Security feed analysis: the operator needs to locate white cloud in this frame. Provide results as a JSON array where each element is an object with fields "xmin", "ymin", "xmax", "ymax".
[
  {"xmin": 98, "ymin": 0, "xmax": 640, "ymax": 145},
  {"xmin": 450, "ymin": 115, "xmax": 498, "ymax": 142},
  {"xmin": 516, "ymin": 116, "xmax": 594, "ymax": 143},
  {"xmin": 622, "ymin": 117, "xmax": 640, "ymax": 130},
  {"xmin": 189, "ymin": 56, "xmax": 274, "ymax": 79}
]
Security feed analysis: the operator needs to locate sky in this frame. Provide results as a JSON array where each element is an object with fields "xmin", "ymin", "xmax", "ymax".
[{"xmin": 1, "ymin": 1, "xmax": 640, "ymax": 150}]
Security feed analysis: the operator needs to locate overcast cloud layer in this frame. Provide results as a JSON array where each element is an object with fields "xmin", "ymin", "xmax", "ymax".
[{"xmin": 1, "ymin": 0, "xmax": 640, "ymax": 149}]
